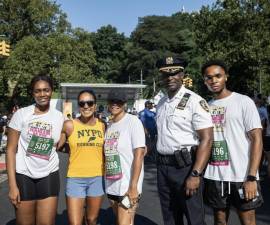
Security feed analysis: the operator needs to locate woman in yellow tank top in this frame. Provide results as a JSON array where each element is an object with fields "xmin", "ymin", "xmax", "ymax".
[{"xmin": 58, "ymin": 89, "xmax": 105, "ymax": 225}]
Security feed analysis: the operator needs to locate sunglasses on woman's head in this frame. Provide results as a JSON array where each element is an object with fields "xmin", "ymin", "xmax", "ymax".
[{"xmin": 78, "ymin": 100, "xmax": 95, "ymax": 107}]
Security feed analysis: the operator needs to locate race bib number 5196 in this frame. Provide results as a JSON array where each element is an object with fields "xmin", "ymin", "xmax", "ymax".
[{"xmin": 209, "ymin": 140, "xmax": 229, "ymax": 166}]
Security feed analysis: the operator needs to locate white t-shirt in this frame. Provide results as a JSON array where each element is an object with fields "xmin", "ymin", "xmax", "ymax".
[
  {"xmin": 204, "ymin": 92, "xmax": 262, "ymax": 182},
  {"xmin": 156, "ymin": 86, "xmax": 213, "ymax": 154},
  {"xmin": 104, "ymin": 113, "xmax": 145, "ymax": 196},
  {"xmin": 8, "ymin": 105, "xmax": 64, "ymax": 179}
]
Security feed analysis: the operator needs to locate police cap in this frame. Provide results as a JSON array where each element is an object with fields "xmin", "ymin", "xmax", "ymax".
[{"xmin": 156, "ymin": 57, "xmax": 187, "ymax": 75}]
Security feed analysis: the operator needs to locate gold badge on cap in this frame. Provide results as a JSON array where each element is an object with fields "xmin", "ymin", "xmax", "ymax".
[{"xmin": 166, "ymin": 57, "xmax": 174, "ymax": 65}]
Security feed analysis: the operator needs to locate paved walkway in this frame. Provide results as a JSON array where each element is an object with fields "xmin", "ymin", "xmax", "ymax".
[{"xmin": 0, "ymin": 153, "xmax": 7, "ymax": 184}]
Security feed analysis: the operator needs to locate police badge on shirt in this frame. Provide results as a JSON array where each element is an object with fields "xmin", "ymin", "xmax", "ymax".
[
  {"xmin": 199, "ymin": 99, "xmax": 210, "ymax": 112},
  {"xmin": 176, "ymin": 93, "xmax": 191, "ymax": 110}
]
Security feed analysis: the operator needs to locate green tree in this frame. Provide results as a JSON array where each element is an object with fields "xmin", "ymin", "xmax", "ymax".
[
  {"xmin": 194, "ymin": 0, "xmax": 270, "ymax": 95},
  {"xmin": 127, "ymin": 13, "xmax": 198, "ymax": 97},
  {"xmin": 2, "ymin": 31, "xmax": 98, "ymax": 101},
  {"xmin": 91, "ymin": 25, "xmax": 128, "ymax": 81},
  {"xmin": 0, "ymin": 0, "xmax": 70, "ymax": 44}
]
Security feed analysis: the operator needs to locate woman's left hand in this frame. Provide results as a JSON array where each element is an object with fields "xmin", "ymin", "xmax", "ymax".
[{"xmin": 126, "ymin": 186, "xmax": 139, "ymax": 205}]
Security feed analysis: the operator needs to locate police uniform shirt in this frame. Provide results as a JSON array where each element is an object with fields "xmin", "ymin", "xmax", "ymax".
[{"xmin": 156, "ymin": 86, "xmax": 213, "ymax": 155}]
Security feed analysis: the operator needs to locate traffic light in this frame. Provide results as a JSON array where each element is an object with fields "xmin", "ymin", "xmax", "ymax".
[
  {"xmin": 0, "ymin": 40, "xmax": 11, "ymax": 56},
  {"xmin": 183, "ymin": 77, "xmax": 193, "ymax": 87},
  {"xmin": 188, "ymin": 78, "xmax": 193, "ymax": 87}
]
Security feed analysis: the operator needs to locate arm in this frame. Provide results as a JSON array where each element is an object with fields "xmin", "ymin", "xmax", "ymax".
[
  {"xmin": 6, "ymin": 128, "xmax": 21, "ymax": 207},
  {"xmin": 127, "ymin": 147, "xmax": 146, "ymax": 203},
  {"xmin": 185, "ymin": 127, "xmax": 213, "ymax": 196},
  {"xmin": 243, "ymin": 128, "xmax": 262, "ymax": 200},
  {"xmin": 57, "ymin": 120, "xmax": 73, "ymax": 152}
]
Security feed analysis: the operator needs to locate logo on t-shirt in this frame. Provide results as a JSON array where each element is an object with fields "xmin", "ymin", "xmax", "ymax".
[
  {"xmin": 104, "ymin": 131, "xmax": 123, "ymax": 180},
  {"xmin": 209, "ymin": 106, "xmax": 230, "ymax": 166},
  {"xmin": 210, "ymin": 106, "xmax": 226, "ymax": 132},
  {"xmin": 76, "ymin": 129, "xmax": 103, "ymax": 147},
  {"xmin": 26, "ymin": 121, "xmax": 53, "ymax": 160}
]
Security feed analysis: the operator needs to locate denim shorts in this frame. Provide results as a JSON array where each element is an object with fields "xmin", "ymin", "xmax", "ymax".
[{"xmin": 66, "ymin": 176, "xmax": 105, "ymax": 198}]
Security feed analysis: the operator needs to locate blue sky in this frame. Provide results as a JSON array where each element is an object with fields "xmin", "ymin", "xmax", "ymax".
[{"xmin": 56, "ymin": 0, "xmax": 216, "ymax": 36}]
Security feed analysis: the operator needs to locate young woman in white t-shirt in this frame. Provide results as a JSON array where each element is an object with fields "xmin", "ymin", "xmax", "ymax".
[
  {"xmin": 104, "ymin": 89, "xmax": 146, "ymax": 225},
  {"xmin": 6, "ymin": 75, "xmax": 64, "ymax": 225}
]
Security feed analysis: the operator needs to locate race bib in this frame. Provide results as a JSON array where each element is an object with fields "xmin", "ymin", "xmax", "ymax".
[
  {"xmin": 105, "ymin": 153, "xmax": 122, "ymax": 180},
  {"xmin": 104, "ymin": 131, "xmax": 123, "ymax": 180},
  {"xmin": 26, "ymin": 135, "xmax": 54, "ymax": 160},
  {"xmin": 209, "ymin": 140, "xmax": 229, "ymax": 166}
]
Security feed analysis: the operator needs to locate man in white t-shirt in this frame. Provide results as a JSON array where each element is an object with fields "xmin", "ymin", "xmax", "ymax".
[{"xmin": 202, "ymin": 60, "xmax": 263, "ymax": 225}]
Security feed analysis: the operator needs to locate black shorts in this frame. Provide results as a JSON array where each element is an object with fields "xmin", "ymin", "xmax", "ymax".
[
  {"xmin": 107, "ymin": 194, "xmax": 141, "ymax": 203},
  {"xmin": 107, "ymin": 194, "xmax": 124, "ymax": 203},
  {"xmin": 204, "ymin": 179, "xmax": 263, "ymax": 211},
  {"xmin": 16, "ymin": 170, "xmax": 60, "ymax": 201}
]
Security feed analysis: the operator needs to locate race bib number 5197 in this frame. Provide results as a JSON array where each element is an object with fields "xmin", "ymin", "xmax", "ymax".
[{"xmin": 27, "ymin": 135, "xmax": 54, "ymax": 160}]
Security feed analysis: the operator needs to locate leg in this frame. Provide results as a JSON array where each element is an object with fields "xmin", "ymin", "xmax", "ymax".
[
  {"xmin": 66, "ymin": 197, "xmax": 85, "ymax": 225},
  {"xmin": 232, "ymin": 182, "xmax": 263, "ymax": 225},
  {"xmin": 109, "ymin": 200, "xmax": 119, "ymax": 225},
  {"xmin": 15, "ymin": 200, "xmax": 36, "ymax": 225},
  {"xmin": 117, "ymin": 203, "xmax": 138, "ymax": 225},
  {"xmin": 85, "ymin": 196, "xmax": 103, "ymax": 225},
  {"xmin": 184, "ymin": 179, "xmax": 206, "ymax": 225},
  {"xmin": 264, "ymin": 151, "xmax": 270, "ymax": 177},
  {"xmin": 157, "ymin": 165, "xmax": 183, "ymax": 225},
  {"xmin": 36, "ymin": 197, "xmax": 58, "ymax": 225},
  {"xmin": 237, "ymin": 209, "xmax": 256, "ymax": 225},
  {"xmin": 213, "ymin": 208, "xmax": 230, "ymax": 225}
]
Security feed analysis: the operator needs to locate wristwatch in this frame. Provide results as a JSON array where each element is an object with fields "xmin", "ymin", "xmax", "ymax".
[
  {"xmin": 246, "ymin": 175, "xmax": 257, "ymax": 182},
  {"xmin": 190, "ymin": 170, "xmax": 202, "ymax": 177}
]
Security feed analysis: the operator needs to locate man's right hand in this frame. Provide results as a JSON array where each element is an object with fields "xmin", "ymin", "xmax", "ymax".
[{"xmin": 9, "ymin": 186, "xmax": 21, "ymax": 208}]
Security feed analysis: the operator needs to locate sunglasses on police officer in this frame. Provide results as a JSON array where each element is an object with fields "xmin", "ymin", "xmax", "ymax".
[{"xmin": 78, "ymin": 100, "xmax": 95, "ymax": 107}]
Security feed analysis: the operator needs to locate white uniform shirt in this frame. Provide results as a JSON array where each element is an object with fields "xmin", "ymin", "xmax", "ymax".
[
  {"xmin": 8, "ymin": 105, "xmax": 64, "ymax": 179},
  {"xmin": 204, "ymin": 92, "xmax": 262, "ymax": 182},
  {"xmin": 156, "ymin": 86, "xmax": 213, "ymax": 155}
]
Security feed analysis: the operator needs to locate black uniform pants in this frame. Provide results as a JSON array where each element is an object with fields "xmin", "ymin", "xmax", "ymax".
[{"xmin": 157, "ymin": 164, "xmax": 205, "ymax": 225}]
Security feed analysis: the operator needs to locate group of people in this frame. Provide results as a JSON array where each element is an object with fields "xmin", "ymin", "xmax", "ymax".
[
  {"xmin": 6, "ymin": 75, "xmax": 145, "ymax": 225},
  {"xmin": 5, "ymin": 56, "xmax": 264, "ymax": 225},
  {"xmin": 154, "ymin": 57, "xmax": 263, "ymax": 225}
]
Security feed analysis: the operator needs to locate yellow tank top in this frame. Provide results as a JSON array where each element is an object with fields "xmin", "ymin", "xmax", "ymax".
[{"xmin": 67, "ymin": 119, "xmax": 104, "ymax": 177}]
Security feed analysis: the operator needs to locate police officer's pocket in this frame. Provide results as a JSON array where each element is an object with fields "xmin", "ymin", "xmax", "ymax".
[{"xmin": 168, "ymin": 110, "xmax": 191, "ymax": 129}]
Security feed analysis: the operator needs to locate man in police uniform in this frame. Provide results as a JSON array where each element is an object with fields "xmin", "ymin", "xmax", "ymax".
[{"xmin": 156, "ymin": 56, "xmax": 213, "ymax": 225}]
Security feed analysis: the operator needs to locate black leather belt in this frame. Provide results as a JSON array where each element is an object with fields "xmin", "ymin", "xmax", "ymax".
[
  {"xmin": 157, "ymin": 146, "xmax": 198, "ymax": 167},
  {"xmin": 157, "ymin": 154, "xmax": 178, "ymax": 166}
]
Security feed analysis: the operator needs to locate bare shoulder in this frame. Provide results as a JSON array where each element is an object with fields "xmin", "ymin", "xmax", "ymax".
[{"xmin": 63, "ymin": 120, "xmax": 74, "ymax": 136}]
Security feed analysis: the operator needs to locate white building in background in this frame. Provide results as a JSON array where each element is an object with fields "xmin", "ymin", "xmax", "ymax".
[{"xmin": 58, "ymin": 83, "xmax": 146, "ymax": 117}]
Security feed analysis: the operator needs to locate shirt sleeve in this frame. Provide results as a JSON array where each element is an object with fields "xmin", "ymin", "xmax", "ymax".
[
  {"xmin": 192, "ymin": 98, "xmax": 213, "ymax": 130},
  {"xmin": 263, "ymin": 108, "xmax": 268, "ymax": 122},
  {"xmin": 131, "ymin": 116, "xmax": 146, "ymax": 150},
  {"xmin": 139, "ymin": 111, "xmax": 146, "ymax": 126},
  {"xmin": 243, "ymin": 97, "xmax": 262, "ymax": 132},
  {"xmin": 8, "ymin": 109, "xmax": 23, "ymax": 132}
]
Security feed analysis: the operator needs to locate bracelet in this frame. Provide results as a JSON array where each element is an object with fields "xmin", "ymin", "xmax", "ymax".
[
  {"xmin": 246, "ymin": 175, "xmax": 257, "ymax": 182},
  {"xmin": 190, "ymin": 170, "xmax": 202, "ymax": 177}
]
